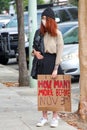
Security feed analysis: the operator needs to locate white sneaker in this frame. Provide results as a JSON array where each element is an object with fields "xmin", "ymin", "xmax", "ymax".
[
  {"xmin": 36, "ymin": 117, "xmax": 48, "ymax": 127},
  {"xmin": 50, "ymin": 118, "xmax": 58, "ymax": 128}
]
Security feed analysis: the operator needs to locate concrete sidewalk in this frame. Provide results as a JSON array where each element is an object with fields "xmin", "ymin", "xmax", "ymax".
[{"xmin": 0, "ymin": 64, "xmax": 78, "ymax": 130}]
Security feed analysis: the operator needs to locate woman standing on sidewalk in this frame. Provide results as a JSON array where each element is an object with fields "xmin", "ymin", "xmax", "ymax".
[{"xmin": 32, "ymin": 7, "xmax": 64, "ymax": 128}]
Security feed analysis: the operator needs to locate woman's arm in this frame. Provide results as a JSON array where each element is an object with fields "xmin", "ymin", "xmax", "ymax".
[
  {"xmin": 55, "ymin": 30, "xmax": 64, "ymax": 68},
  {"xmin": 52, "ymin": 31, "xmax": 64, "ymax": 78}
]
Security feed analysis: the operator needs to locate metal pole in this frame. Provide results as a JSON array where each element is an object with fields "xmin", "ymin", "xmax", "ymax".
[{"xmin": 28, "ymin": 0, "xmax": 37, "ymax": 87}]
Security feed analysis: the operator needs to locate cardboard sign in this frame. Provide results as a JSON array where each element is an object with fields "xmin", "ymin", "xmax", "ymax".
[{"xmin": 38, "ymin": 75, "xmax": 71, "ymax": 112}]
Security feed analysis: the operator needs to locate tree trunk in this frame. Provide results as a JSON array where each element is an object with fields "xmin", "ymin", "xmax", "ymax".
[
  {"xmin": 78, "ymin": 0, "xmax": 87, "ymax": 120},
  {"xmin": 15, "ymin": 0, "xmax": 29, "ymax": 86}
]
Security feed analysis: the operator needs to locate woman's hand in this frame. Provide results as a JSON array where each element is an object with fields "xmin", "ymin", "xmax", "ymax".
[
  {"xmin": 51, "ymin": 69, "xmax": 57, "ymax": 79},
  {"xmin": 34, "ymin": 50, "xmax": 44, "ymax": 59},
  {"xmin": 51, "ymin": 64, "xmax": 59, "ymax": 78}
]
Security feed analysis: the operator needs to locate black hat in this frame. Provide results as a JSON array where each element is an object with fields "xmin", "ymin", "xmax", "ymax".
[{"xmin": 41, "ymin": 7, "xmax": 55, "ymax": 20}]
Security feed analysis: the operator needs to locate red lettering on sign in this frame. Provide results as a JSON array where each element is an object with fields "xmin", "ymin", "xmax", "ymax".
[
  {"xmin": 38, "ymin": 89, "xmax": 53, "ymax": 96},
  {"xmin": 38, "ymin": 90, "xmax": 44, "ymax": 96},
  {"xmin": 54, "ymin": 80, "xmax": 63, "ymax": 88},
  {"xmin": 38, "ymin": 80, "xmax": 52, "ymax": 88},
  {"xmin": 56, "ymin": 89, "xmax": 61, "ymax": 96},
  {"xmin": 56, "ymin": 89, "xmax": 70, "ymax": 96},
  {"xmin": 54, "ymin": 80, "xmax": 70, "ymax": 89},
  {"xmin": 38, "ymin": 81, "xmax": 44, "ymax": 88},
  {"xmin": 64, "ymin": 80, "xmax": 70, "ymax": 89}
]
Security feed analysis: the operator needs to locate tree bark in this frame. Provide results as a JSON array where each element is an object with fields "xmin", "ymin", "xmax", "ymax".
[
  {"xmin": 15, "ymin": 0, "xmax": 29, "ymax": 86},
  {"xmin": 78, "ymin": 0, "xmax": 87, "ymax": 120}
]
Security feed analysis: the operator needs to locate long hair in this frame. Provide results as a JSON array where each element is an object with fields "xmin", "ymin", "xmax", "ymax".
[{"xmin": 40, "ymin": 17, "xmax": 58, "ymax": 37}]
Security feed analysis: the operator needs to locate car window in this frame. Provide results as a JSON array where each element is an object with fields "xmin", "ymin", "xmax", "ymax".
[
  {"xmin": 59, "ymin": 24, "xmax": 77, "ymax": 34},
  {"xmin": 63, "ymin": 27, "xmax": 78, "ymax": 44},
  {"xmin": 6, "ymin": 14, "xmax": 29, "ymax": 28},
  {"xmin": 54, "ymin": 10, "xmax": 59, "ymax": 17},
  {"xmin": 58, "ymin": 10, "xmax": 71, "ymax": 22},
  {"xmin": 59, "ymin": 26, "xmax": 70, "ymax": 34},
  {"xmin": 53, "ymin": 5, "xmax": 78, "ymax": 23},
  {"xmin": 6, "ymin": 12, "xmax": 42, "ymax": 28},
  {"xmin": 68, "ymin": 8, "xmax": 78, "ymax": 20},
  {"xmin": 6, "ymin": 17, "xmax": 17, "ymax": 28}
]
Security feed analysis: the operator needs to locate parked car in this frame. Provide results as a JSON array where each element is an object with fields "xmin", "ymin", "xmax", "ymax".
[
  {"xmin": 37, "ymin": 3, "xmax": 78, "ymax": 23},
  {"xmin": 58, "ymin": 21, "xmax": 78, "ymax": 34},
  {"xmin": 0, "ymin": 13, "xmax": 28, "ymax": 64},
  {"xmin": 60, "ymin": 25, "xmax": 79, "ymax": 78}
]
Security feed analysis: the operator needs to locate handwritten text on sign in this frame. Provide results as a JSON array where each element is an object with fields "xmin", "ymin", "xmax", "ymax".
[{"xmin": 38, "ymin": 75, "xmax": 71, "ymax": 112}]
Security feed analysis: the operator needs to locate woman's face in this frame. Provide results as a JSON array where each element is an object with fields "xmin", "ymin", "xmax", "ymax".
[{"xmin": 41, "ymin": 16, "xmax": 46, "ymax": 26}]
